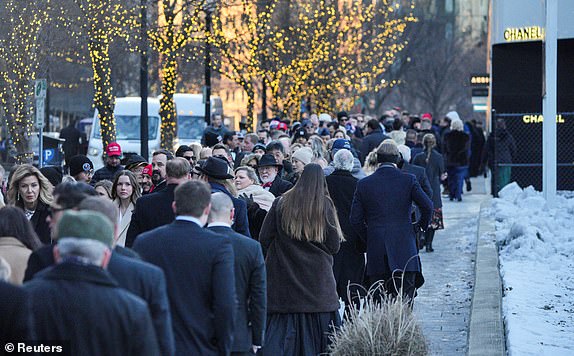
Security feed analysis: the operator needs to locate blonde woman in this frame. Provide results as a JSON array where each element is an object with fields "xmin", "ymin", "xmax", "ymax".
[
  {"xmin": 7, "ymin": 164, "xmax": 53, "ymax": 244},
  {"xmin": 111, "ymin": 170, "xmax": 141, "ymax": 247}
]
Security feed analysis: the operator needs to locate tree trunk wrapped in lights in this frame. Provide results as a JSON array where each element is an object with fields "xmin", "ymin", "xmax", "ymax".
[
  {"xmin": 88, "ymin": 37, "xmax": 116, "ymax": 150},
  {"xmin": 0, "ymin": 1, "xmax": 48, "ymax": 164},
  {"xmin": 148, "ymin": 0, "xmax": 204, "ymax": 151}
]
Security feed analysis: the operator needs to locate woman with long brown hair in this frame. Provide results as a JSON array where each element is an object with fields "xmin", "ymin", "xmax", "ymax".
[
  {"xmin": 111, "ymin": 170, "xmax": 141, "ymax": 247},
  {"xmin": 259, "ymin": 163, "xmax": 344, "ymax": 355},
  {"xmin": 7, "ymin": 164, "xmax": 53, "ymax": 244}
]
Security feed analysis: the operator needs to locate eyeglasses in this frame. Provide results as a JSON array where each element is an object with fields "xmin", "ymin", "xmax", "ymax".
[
  {"xmin": 184, "ymin": 156, "xmax": 195, "ymax": 162},
  {"xmin": 47, "ymin": 206, "xmax": 65, "ymax": 217}
]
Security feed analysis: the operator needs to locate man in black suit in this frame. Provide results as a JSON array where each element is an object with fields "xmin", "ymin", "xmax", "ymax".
[
  {"xmin": 256, "ymin": 154, "xmax": 293, "ymax": 197},
  {"xmin": 126, "ymin": 157, "xmax": 191, "ymax": 247},
  {"xmin": 150, "ymin": 149, "xmax": 174, "ymax": 193},
  {"xmin": 25, "ymin": 210, "xmax": 159, "ymax": 355},
  {"xmin": 133, "ymin": 180, "xmax": 236, "ymax": 356},
  {"xmin": 0, "ymin": 281, "xmax": 34, "ymax": 345},
  {"xmin": 398, "ymin": 145, "xmax": 433, "ymax": 200},
  {"xmin": 25, "ymin": 196, "xmax": 175, "ymax": 356},
  {"xmin": 208, "ymin": 192, "xmax": 266, "ymax": 356}
]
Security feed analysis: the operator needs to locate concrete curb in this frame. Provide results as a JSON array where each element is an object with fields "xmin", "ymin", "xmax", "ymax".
[{"xmin": 467, "ymin": 197, "xmax": 506, "ymax": 356}]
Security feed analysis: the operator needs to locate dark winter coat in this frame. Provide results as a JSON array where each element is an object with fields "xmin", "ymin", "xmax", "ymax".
[
  {"xmin": 59, "ymin": 124, "xmax": 82, "ymax": 162},
  {"xmin": 359, "ymin": 128, "xmax": 390, "ymax": 164},
  {"xmin": 25, "ymin": 263, "xmax": 159, "ymax": 356},
  {"xmin": 126, "ymin": 184, "xmax": 177, "ymax": 247},
  {"xmin": 91, "ymin": 164, "xmax": 124, "ymax": 184},
  {"xmin": 468, "ymin": 124, "xmax": 486, "ymax": 177},
  {"xmin": 485, "ymin": 128, "xmax": 516, "ymax": 168},
  {"xmin": 24, "ymin": 246, "xmax": 175, "ymax": 356},
  {"xmin": 208, "ymin": 225, "xmax": 266, "ymax": 351},
  {"xmin": 413, "ymin": 149, "xmax": 445, "ymax": 209},
  {"xmin": 268, "ymin": 174, "xmax": 293, "ymax": 197},
  {"xmin": 133, "ymin": 219, "xmax": 236, "ymax": 356},
  {"xmin": 443, "ymin": 130, "xmax": 470, "ymax": 167},
  {"xmin": 325, "ymin": 170, "xmax": 366, "ymax": 304},
  {"xmin": 350, "ymin": 165, "xmax": 432, "ymax": 276},
  {"xmin": 0, "ymin": 281, "xmax": 34, "ymax": 344},
  {"xmin": 259, "ymin": 198, "xmax": 341, "ymax": 314},
  {"xmin": 210, "ymin": 182, "xmax": 251, "ymax": 237},
  {"xmin": 30, "ymin": 201, "xmax": 51, "ymax": 244}
]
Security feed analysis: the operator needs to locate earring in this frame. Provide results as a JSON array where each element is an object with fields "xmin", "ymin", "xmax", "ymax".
[{"xmin": 17, "ymin": 193, "xmax": 20, "ymax": 201}]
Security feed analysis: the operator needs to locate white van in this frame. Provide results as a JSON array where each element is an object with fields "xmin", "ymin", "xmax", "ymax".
[
  {"xmin": 173, "ymin": 93, "xmax": 223, "ymax": 147},
  {"xmin": 87, "ymin": 97, "xmax": 161, "ymax": 170}
]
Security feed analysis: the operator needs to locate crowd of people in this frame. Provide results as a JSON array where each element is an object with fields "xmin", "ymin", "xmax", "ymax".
[{"xmin": 0, "ymin": 108, "xmax": 493, "ymax": 355}]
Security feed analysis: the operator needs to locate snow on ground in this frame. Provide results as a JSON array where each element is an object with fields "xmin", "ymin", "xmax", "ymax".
[{"xmin": 492, "ymin": 183, "xmax": 574, "ymax": 355}]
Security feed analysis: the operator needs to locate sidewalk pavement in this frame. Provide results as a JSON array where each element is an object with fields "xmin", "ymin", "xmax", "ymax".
[{"xmin": 414, "ymin": 176, "xmax": 504, "ymax": 355}]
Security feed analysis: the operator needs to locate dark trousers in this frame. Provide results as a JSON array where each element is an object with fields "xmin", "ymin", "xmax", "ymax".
[
  {"xmin": 367, "ymin": 272, "xmax": 417, "ymax": 304},
  {"xmin": 447, "ymin": 166, "xmax": 467, "ymax": 200}
]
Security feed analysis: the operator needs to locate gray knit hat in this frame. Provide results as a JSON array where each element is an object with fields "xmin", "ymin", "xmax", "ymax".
[{"xmin": 56, "ymin": 210, "xmax": 114, "ymax": 247}]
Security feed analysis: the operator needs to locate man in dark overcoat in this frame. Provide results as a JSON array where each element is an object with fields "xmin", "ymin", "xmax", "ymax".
[
  {"xmin": 133, "ymin": 180, "xmax": 237, "ymax": 356},
  {"xmin": 126, "ymin": 157, "xmax": 190, "ymax": 247},
  {"xmin": 350, "ymin": 141, "xmax": 432, "ymax": 302},
  {"xmin": 325, "ymin": 149, "xmax": 366, "ymax": 310},
  {"xmin": 208, "ymin": 192, "xmax": 267, "ymax": 355},
  {"xmin": 25, "ymin": 210, "xmax": 159, "ymax": 356}
]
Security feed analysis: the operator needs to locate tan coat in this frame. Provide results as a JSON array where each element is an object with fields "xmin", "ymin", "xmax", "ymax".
[
  {"xmin": 115, "ymin": 200, "xmax": 135, "ymax": 247},
  {"xmin": 0, "ymin": 237, "xmax": 32, "ymax": 284}
]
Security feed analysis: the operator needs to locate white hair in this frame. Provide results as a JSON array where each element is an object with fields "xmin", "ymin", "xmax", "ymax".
[
  {"xmin": 57, "ymin": 238, "xmax": 109, "ymax": 266},
  {"xmin": 397, "ymin": 145, "xmax": 411, "ymax": 163},
  {"xmin": 450, "ymin": 119, "xmax": 464, "ymax": 131},
  {"xmin": 333, "ymin": 149, "xmax": 354, "ymax": 172}
]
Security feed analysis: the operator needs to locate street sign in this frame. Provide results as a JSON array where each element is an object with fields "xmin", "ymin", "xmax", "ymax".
[
  {"xmin": 472, "ymin": 96, "xmax": 488, "ymax": 105},
  {"xmin": 473, "ymin": 104, "xmax": 487, "ymax": 112},
  {"xmin": 35, "ymin": 98, "xmax": 45, "ymax": 128},
  {"xmin": 472, "ymin": 88, "xmax": 489, "ymax": 97},
  {"xmin": 35, "ymin": 79, "xmax": 47, "ymax": 99},
  {"xmin": 43, "ymin": 148, "xmax": 55, "ymax": 163}
]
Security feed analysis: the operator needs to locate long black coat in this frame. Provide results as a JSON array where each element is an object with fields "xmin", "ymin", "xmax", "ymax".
[
  {"xmin": 24, "ymin": 246, "xmax": 175, "ymax": 356},
  {"xmin": 325, "ymin": 170, "xmax": 366, "ymax": 306},
  {"xmin": 25, "ymin": 263, "xmax": 159, "ymax": 356},
  {"xmin": 413, "ymin": 149, "xmax": 445, "ymax": 209},
  {"xmin": 126, "ymin": 184, "xmax": 177, "ymax": 247},
  {"xmin": 443, "ymin": 130, "xmax": 470, "ymax": 167},
  {"xmin": 133, "ymin": 219, "xmax": 236, "ymax": 356},
  {"xmin": 30, "ymin": 201, "xmax": 51, "ymax": 244},
  {"xmin": 0, "ymin": 281, "xmax": 34, "ymax": 344},
  {"xmin": 208, "ymin": 225, "xmax": 266, "ymax": 351}
]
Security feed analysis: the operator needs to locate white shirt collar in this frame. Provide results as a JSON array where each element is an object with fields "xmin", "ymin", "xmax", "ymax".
[
  {"xmin": 207, "ymin": 222, "xmax": 232, "ymax": 228},
  {"xmin": 175, "ymin": 215, "xmax": 204, "ymax": 227}
]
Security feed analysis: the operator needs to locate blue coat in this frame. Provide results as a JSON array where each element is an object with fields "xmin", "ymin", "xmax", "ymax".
[
  {"xmin": 210, "ymin": 182, "xmax": 251, "ymax": 237},
  {"xmin": 208, "ymin": 225, "xmax": 266, "ymax": 351},
  {"xmin": 350, "ymin": 164, "xmax": 433, "ymax": 276},
  {"xmin": 133, "ymin": 219, "xmax": 237, "ymax": 356}
]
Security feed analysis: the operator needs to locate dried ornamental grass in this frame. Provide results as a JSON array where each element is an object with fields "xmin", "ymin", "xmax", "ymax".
[{"xmin": 328, "ymin": 284, "xmax": 428, "ymax": 356}]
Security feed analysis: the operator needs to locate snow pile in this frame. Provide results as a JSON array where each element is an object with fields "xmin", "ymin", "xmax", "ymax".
[{"xmin": 492, "ymin": 182, "xmax": 574, "ymax": 355}]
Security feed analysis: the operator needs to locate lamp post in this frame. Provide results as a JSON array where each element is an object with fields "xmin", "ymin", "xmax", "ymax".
[
  {"xmin": 140, "ymin": 0, "xmax": 149, "ymax": 160},
  {"xmin": 204, "ymin": 0, "xmax": 217, "ymax": 125}
]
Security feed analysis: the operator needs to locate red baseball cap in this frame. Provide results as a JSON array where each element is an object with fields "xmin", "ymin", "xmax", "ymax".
[
  {"xmin": 277, "ymin": 122, "xmax": 288, "ymax": 131},
  {"xmin": 421, "ymin": 113, "xmax": 432, "ymax": 121},
  {"xmin": 106, "ymin": 142, "xmax": 122, "ymax": 157},
  {"xmin": 142, "ymin": 164, "xmax": 153, "ymax": 177}
]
